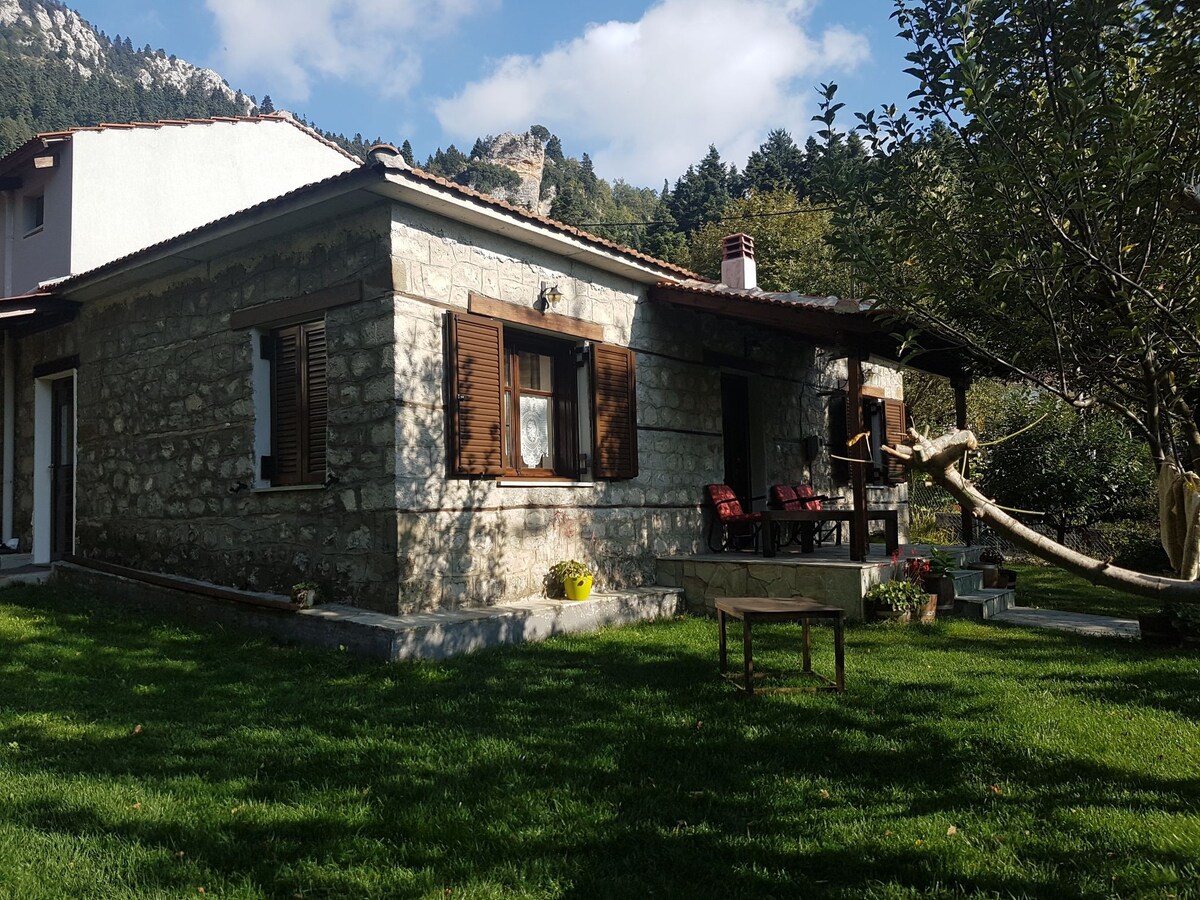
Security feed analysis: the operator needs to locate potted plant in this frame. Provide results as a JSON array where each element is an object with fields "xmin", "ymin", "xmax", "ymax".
[
  {"xmin": 973, "ymin": 547, "xmax": 1006, "ymax": 588},
  {"xmin": 868, "ymin": 553, "xmax": 938, "ymax": 622},
  {"xmin": 865, "ymin": 579, "xmax": 935, "ymax": 623},
  {"xmin": 291, "ymin": 581, "xmax": 319, "ymax": 607},
  {"xmin": 549, "ymin": 560, "xmax": 594, "ymax": 601},
  {"xmin": 923, "ymin": 547, "xmax": 958, "ymax": 611}
]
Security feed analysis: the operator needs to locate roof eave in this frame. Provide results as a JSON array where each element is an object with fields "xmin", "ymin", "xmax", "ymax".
[{"xmin": 371, "ymin": 171, "xmax": 690, "ymax": 286}]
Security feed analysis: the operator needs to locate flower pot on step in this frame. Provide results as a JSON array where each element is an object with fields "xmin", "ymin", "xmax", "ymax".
[{"xmin": 564, "ymin": 574, "xmax": 593, "ymax": 601}]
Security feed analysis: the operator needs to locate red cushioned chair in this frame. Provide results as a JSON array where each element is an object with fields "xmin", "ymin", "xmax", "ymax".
[{"xmin": 705, "ymin": 483, "xmax": 764, "ymax": 552}]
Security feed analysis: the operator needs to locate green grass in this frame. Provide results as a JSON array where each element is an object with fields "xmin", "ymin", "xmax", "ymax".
[
  {"xmin": 0, "ymin": 582, "xmax": 1198, "ymax": 899},
  {"xmin": 1013, "ymin": 563, "xmax": 1162, "ymax": 619}
]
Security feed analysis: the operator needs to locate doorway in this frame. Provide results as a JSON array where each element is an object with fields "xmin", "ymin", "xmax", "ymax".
[
  {"xmin": 33, "ymin": 370, "xmax": 75, "ymax": 564},
  {"xmin": 50, "ymin": 376, "xmax": 74, "ymax": 557},
  {"xmin": 721, "ymin": 373, "xmax": 753, "ymax": 502}
]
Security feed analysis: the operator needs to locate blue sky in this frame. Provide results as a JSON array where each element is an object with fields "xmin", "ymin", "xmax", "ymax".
[{"xmin": 67, "ymin": 0, "xmax": 913, "ymax": 187}]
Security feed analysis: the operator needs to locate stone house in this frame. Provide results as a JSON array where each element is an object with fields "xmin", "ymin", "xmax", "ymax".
[{"xmin": 0, "ymin": 143, "xmax": 945, "ymax": 614}]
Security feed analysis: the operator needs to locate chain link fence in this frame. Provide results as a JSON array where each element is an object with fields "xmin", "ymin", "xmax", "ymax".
[{"xmin": 907, "ymin": 479, "xmax": 1144, "ymax": 563}]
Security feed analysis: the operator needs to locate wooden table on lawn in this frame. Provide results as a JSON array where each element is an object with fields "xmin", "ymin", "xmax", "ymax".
[
  {"xmin": 715, "ymin": 597, "xmax": 846, "ymax": 695},
  {"xmin": 760, "ymin": 509, "xmax": 900, "ymax": 559}
]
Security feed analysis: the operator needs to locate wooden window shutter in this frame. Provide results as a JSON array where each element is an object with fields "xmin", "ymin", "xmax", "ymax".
[
  {"xmin": 447, "ymin": 312, "xmax": 505, "ymax": 476},
  {"xmin": 882, "ymin": 398, "xmax": 908, "ymax": 485},
  {"xmin": 592, "ymin": 343, "xmax": 638, "ymax": 479},
  {"xmin": 829, "ymin": 392, "xmax": 849, "ymax": 483},
  {"xmin": 269, "ymin": 320, "xmax": 327, "ymax": 486},
  {"xmin": 301, "ymin": 320, "xmax": 328, "ymax": 484}
]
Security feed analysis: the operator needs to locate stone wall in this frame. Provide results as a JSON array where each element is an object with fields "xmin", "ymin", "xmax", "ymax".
[
  {"xmin": 384, "ymin": 205, "xmax": 907, "ymax": 611},
  {"xmin": 11, "ymin": 203, "xmax": 404, "ymax": 610}
]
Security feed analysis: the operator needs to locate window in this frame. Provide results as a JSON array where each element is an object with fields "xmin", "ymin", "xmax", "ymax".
[
  {"xmin": 830, "ymin": 393, "xmax": 907, "ymax": 485},
  {"xmin": 259, "ymin": 319, "xmax": 327, "ymax": 486},
  {"xmin": 23, "ymin": 194, "xmax": 44, "ymax": 235},
  {"xmin": 447, "ymin": 311, "xmax": 638, "ymax": 480}
]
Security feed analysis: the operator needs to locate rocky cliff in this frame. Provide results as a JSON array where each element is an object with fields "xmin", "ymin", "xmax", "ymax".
[
  {"xmin": 0, "ymin": 0, "xmax": 251, "ymax": 112},
  {"xmin": 478, "ymin": 131, "xmax": 549, "ymax": 214}
]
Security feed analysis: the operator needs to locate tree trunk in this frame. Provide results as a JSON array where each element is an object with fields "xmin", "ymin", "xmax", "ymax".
[{"xmin": 886, "ymin": 428, "xmax": 1200, "ymax": 603}]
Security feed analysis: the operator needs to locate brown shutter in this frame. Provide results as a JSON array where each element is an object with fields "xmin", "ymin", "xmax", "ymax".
[
  {"xmin": 883, "ymin": 398, "xmax": 908, "ymax": 484},
  {"xmin": 447, "ymin": 312, "xmax": 505, "ymax": 476},
  {"xmin": 302, "ymin": 320, "xmax": 328, "ymax": 484},
  {"xmin": 592, "ymin": 343, "xmax": 638, "ymax": 479},
  {"xmin": 271, "ymin": 324, "xmax": 303, "ymax": 485},
  {"xmin": 269, "ymin": 320, "xmax": 328, "ymax": 486}
]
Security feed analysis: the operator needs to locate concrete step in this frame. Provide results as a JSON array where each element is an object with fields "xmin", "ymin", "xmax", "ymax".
[
  {"xmin": 302, "ymin": 586, "xmax": 686, "ymax": 661},
  {"xmin": 0, "ymin": 552, "xmax": 33, "ymax": 571},
  {"xmin": 949, "ymin": 568, "xmax": 984, "ymax": 596},
  {"xmin": 953, "ymin": 588, "xmax": 1017, "ymax": 621}
]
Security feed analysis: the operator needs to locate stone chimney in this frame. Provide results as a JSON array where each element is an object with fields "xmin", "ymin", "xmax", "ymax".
[{"xmin": 721, "ymin": 233, "xmax": 757, "ymax": 290}]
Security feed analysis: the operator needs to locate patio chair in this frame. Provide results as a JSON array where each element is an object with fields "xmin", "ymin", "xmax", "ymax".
[
  {"xmin": 704, "ymin": 483, "xmax": 764, "ymax": 553},
  {"xmin": 794, "ymin": 484, "xmax": 843, "ymax": 547}
]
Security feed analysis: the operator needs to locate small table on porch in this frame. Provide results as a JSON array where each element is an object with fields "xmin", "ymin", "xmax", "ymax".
[
  {"xmin": 715, "ymin": 597, "xmax": 846, "ymax": 695},
  {"xmin": 759, "ymin": 509, "xmax": 900, "ymax": 559}
]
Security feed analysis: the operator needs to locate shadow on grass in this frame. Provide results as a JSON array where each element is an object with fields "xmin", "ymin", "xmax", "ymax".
[{"xmin": 0, "ymin": 585, "xmax": 1198, "ymax": 898}]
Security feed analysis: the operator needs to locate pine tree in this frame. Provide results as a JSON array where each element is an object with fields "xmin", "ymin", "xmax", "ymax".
[
  {"xmin": 400, "ymin": 139, "xmax": 414, "ymax": 166},
  {"xmin": 259, "ymin": 94, "xmax": 275, "ymax": 113}
]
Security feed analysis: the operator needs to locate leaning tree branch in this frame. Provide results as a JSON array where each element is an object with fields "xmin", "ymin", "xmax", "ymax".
[{"xmin": 885, "ymin": 428, "xmax": 1200, "ymax": 602}]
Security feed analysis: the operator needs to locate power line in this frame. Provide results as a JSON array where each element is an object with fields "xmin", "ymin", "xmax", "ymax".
[{"xmin": 574, "ymin": 204, "xmax": 838, "ymax": 229}]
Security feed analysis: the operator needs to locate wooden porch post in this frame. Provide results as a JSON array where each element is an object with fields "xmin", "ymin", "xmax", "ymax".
[
  {"xmin": 848, "ymin": 354, "xmax": 869, "ymax": 561},
  {"xmin": 953, "ymin": 375, "xmax": 973, "ymax": 546}
]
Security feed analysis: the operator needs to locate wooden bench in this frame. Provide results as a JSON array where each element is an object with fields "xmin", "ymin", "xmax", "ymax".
[{"xmin": 715, "ymin": 597, "xmax": 846, "ymax": 695}]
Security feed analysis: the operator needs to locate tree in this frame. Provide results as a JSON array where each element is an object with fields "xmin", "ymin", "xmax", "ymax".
[
  {"xmin": 834, "ymin": 0, "xmax": 1200, "ymax": 599},
  {"xmin": 976, "ymin": 391, "xmax": 1153, "ymax": 544},
  {"xmin": 688, "ymin": 189, "xmax": 848, "ymax": 294},
  {"xmin": 742, "ymin": 129, "xmax": 806, "ymax": 197},
  {"xmin": 529, "ymin": 124, "xmax": 550, "ymax": 142},
  {"xmin": 669, "ymin": 145, "xmax": 732, "ymax": 233},
  {"xmin": 399, "ymin": 139, "xmax": 414, "ymax": 166},
  {"xmin": 258, "ymin": 94, "xmax": 275, "ymax": 113}
]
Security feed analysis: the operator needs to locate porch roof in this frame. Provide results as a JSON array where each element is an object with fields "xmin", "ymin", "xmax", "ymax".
[
  {"xmin": 0, "ymin": 291, "xmax": 80, "ymax": 336},
  {"xmin": 649, "ymin": 279, "xmax": 976, "ymax": 379}
]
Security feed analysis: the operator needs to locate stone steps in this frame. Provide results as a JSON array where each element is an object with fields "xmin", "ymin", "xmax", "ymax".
[{"xmin": 953, "ymin": 588, "xmax": 1018, "ymax": 620}]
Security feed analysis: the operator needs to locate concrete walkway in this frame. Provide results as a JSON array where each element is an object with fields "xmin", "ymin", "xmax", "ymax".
[{"xmin": 991, "ymin": 607, "xmax": 1140, "ymax": 640}]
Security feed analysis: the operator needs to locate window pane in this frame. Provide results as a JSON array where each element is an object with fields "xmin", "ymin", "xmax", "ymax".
[
  {"xmin": 519, "ymin": 394, "xmax": 554, "ymax": 469},
  {"xmin": 518, "ymin": 351, "xmax": 553, "ymax": 392}
]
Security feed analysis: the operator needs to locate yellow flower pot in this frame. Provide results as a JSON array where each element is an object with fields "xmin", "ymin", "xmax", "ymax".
[{"xmin": 564, "ymin": 574, "xmax": 593, "ymax": 601}]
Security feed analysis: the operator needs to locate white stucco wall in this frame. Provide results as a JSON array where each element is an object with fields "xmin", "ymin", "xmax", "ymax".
[
  {"xmin": 7, "ymin": 145, "xmax": 73, "ymax": 295},
  {"xmin": 65, "ymin": 119, "xmax": 357, "ymax": 276}
]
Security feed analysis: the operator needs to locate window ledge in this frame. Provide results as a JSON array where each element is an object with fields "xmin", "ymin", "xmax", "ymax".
[
  {"xmin": 252, "ymin": 483, "xmax": 326, "ymax": 494},
  {"xmin": 497, "ymin": 478, "xmax": 596, "ymax": 488},
  {"xmin": 23, "ymin": 226, "xmax": 43, "ymax": 238}
]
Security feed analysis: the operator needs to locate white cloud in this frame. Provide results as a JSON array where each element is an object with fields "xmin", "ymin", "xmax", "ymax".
[
  {"xmin": 434, "ymin": 0, "xmax": 869, "ymax": 186},
  {"xmin": 205, "ymin": 0, "xmax": 493, "ymax": 102}
]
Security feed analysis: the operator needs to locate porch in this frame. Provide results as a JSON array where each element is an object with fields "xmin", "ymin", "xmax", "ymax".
[{"xmin": 656, "ymin": 543, "xmax": 1005, "ymax": 621}]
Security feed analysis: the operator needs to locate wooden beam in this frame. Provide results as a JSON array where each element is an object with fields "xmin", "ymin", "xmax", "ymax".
[
  {"xmin": 230, "ymin": 281, "xmax": 362, "ymax": 330},
  {"xmin": 847, "ymin": 354, "xmax": 870, "ymax": 561},
  {"xmin": 468, "ymin": 291, "xmax": 604, "ymax": 342},
  {"xmin": 953, "ymin": 375, "xmax": 973, "ymax": 546}
]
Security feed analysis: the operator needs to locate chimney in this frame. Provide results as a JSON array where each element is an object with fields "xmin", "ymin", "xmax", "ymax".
[{"xmin": 721, "ymin": 233, "xmax": 756, "ymax": 290}]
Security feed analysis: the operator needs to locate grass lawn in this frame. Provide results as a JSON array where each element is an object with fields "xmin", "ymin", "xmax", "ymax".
[
  {"xmin": 1, "ymin": 581, "xmax": 1199, "ymax": 899},
  {"xmin": 1013, "ymin": 563, "xmax": 1163, "ymax": 620}
]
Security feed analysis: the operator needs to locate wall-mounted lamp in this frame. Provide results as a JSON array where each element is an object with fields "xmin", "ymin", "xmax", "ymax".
[{"xmin": 535, "ymin": 282, "xmax": 563, "ymax": 313}]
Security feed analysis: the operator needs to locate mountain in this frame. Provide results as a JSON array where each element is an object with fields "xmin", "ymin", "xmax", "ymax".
[{"xmin": 0, "ymin": 0, "xmax": 253, "ymax": 155}]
